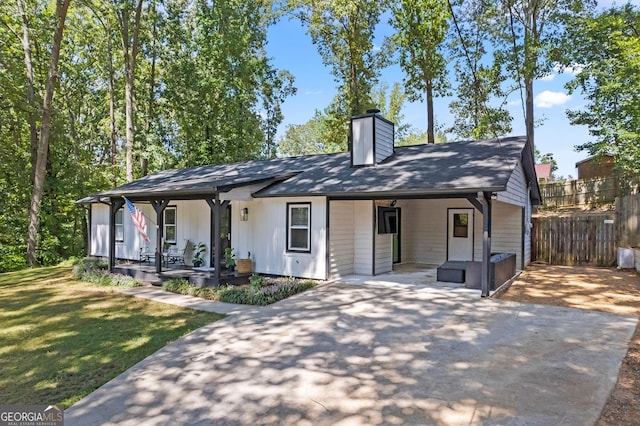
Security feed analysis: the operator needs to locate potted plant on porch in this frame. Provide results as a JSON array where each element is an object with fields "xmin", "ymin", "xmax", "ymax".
[
  {"xmin": 224, "ymin": 247, "xmax": 236, "ymax": 272},
  {"xmin": 191, "ymin": 242, "xmax": 207, "ymax": 267}
]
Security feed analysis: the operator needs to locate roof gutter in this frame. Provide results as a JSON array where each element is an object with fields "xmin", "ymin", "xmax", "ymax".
[{"xmin": 253, "ymin": 186, "xmax": 507, "ymax": 200}]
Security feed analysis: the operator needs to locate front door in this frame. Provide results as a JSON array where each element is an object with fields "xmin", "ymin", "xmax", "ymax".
[
  {"xmin": 211, "ymin": 205, "xmax": 231, "ymax": 266},
  {"xmin": 447, "ymin": 208, "xmax": 474, "ymax": 261}
]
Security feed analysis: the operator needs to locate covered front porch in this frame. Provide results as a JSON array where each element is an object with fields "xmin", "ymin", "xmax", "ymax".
[
  {"xmin": 336, "ymin": 262, "xmax": 518, "ymax": 296},
  {"xmin": 113, "ymin": 261, "xmax": 249, "ymax": 287}
]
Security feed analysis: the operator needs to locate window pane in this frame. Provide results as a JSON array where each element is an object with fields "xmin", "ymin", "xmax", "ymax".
[
  {"xmin": 453, "ymin": 213, "xmax": 468, "ymax": 238},
  {"xmin": 165, "ymin": 226, "xmax": 176, "ymax": 242},
  {"xmin": 115, "ymin": 209, "xmax": 124, "ymax": 241},
  {"xmin": 115, "ymin": 225, "xmax": 124, "ymax": 242},
  {"xmin": 165, "ymin": 208, "xmax": 176, "ymax": 225},
  {"xmin": 290, "ymin": 229, "xmax": 308, "ymax": 249},
  {"xmin": 291, "ymin": 207, "xmax": 308, "ymax": 226}
]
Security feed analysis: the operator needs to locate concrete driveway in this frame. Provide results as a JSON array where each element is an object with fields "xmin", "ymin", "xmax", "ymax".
[{"xmin": 65, "ymin": 283, "xmax": 637, "ymax": 425}]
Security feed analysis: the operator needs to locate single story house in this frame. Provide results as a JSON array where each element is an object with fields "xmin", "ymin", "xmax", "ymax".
[{"xmin": 79, "ymin": 112, "xmax": 540, "ymax": 296}]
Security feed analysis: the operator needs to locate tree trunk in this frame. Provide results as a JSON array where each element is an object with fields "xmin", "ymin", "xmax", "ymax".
[
  {"xmin": 426, "ymin": 79, "xmax": 435, "ymax": 144},
  {"xmin": 26, "ymin": 0, "xmax": 71, "ymax": 266},
  {"xmin": 120, "ymin": 0, "xmax": 143, "ymax": 182},
  {"xmin": 523, "ymin": 3, "xmax": 535, "ymax": 154},
  {"xmin": 142, "ymin": 0, "xmax": 157, "ymax": 177},
  {"xmin": 525, "ymin": 76, "xmax": 534, "ymax": 151},
  {"xmin": 17, "ymin": 0, "xmax": 39, "ymax": 179},
  {"xmin": 107, "ymin": 19, "xmax": 117, "ymax": 182}
]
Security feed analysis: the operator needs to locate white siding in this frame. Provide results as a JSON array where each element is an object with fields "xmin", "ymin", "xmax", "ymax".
[
  {"xmin": 353, "ymin": 200, "xmax": 374, "ymax": 274},
  {"xmin": 351, "ymin": 117, "xmax": 374, "ymax": 166},
  {"xmin": 351, "ymin": 115, "xmax": 394, "ymax": 166},
  {"xmin": 498, "ymin": 161, "xmax": 528, "ymax": 207},
  {"xmin": 90, "ymin": 202, "xmax": 156, "ymax": 261},
  {"xmin": 169, "ymin": 200, "xmax": 211, "ymax": 266},
  {"xmin": 397, "ymin": 199, "xmax": 483, "ymax": 265},
  {"xmin": 329, "ymin": 201, "xmax": 355, "ymax": 277},
  {"xmin": 524, "ymin": 191, "xmax": 532, "ymax": 266},
  {"xmin": 491, "ymin": 201, "xmax": 523, "ymax": 269},
  {"xmin": 495, "ymin": 160, "xmax": 533, "ymax": 267},
  {"xmin": 374, "ymin": 117, "xmax": 394, "ymax": 163},
  {"xmin": 90, "ymin": 200, "xmax": 212, "ymax": 265},
  {"xmin": 90, "ymin": 203, "xmax": 109, "ymax": 258},
  {"xmin": 397, "ymin": 198, "xmax": 529, "ymax": 269},
  {"xmin": 232, "ymin": 197, "xmax": 327, "ymax": 280}
]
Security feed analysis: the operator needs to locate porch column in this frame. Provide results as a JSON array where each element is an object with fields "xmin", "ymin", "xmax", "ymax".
[
  {"xmin": 150, "ymin": 199, "xmax": 170, "ymax": 273},
  {"xmin": 479, "ymin": 192, "xmax": 492, "ymax": 297},
  {"xmin": 205, "ymin": 194, "xmax": 229, "ymax": 287},
  {"xmin": 467, "ymin": 193, "xmax": 492, "ymax": 297},
  {"xmin": 108, "ymin": 198, "xmax": 125, "ymax": 272}
]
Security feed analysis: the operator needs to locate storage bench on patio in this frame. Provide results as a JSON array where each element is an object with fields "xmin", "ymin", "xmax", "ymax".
[{"xmin": 436, "ymin": 253, "xmax": 517, "ymax": 290}]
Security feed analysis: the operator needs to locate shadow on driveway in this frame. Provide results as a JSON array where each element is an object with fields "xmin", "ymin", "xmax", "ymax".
[{"xmin": 65, "ymin": 284, "xmax": 637, "ymax": 425}]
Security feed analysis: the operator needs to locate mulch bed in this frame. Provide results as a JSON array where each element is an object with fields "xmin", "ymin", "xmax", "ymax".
[{"xmin": 497, "ymin": 264, "xmax": 640, "ymax": 426}]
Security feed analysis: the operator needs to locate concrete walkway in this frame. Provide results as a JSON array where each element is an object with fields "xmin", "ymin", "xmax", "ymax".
[
  {"xmin": 67, "ymin": 284, "xmax": 637, "ymax": 425},
  {"xmin": 118, "ymin": 286, "xmax": 263, "ymax": 315}
]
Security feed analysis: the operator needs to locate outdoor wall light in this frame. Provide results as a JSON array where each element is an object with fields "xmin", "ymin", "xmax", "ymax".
[{"xmin": 241, "ymin": 207, "xmax": 249, "ymax": 221}]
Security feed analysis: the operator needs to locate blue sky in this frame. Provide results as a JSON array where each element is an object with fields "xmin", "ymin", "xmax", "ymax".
[{"xmin": 265, "ymin": 4, "xmax": 620, "ymax": 179}]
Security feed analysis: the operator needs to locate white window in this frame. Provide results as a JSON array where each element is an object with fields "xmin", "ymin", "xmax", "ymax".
[
  {"xmin": 164, "ymin": 207, "xmax": 177, "ymax": 244},
  {"xmin": 115, "ymin": 208, "xmax": 124, "ymax": 242},
  {"xmin": 287, "ymin": 203, "xmax": 311, "ymax": 252}
]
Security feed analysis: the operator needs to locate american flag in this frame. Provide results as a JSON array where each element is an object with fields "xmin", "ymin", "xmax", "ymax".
[{"xmin": 124, "ymin": 197, "xmax": 150, "ymax": 242}]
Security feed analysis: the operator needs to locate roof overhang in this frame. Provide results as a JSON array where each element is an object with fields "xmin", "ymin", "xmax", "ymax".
[
  {"xmin": 254, "ymin": 186, "xmax": 507, "ymax": 200},
  {"xmin": 77, "ymin": 172, "xmax": 299, "ymax": 204}
]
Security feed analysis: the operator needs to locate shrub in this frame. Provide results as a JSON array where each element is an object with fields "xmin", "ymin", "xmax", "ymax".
[
  {"xmin": 73, "ymin": 257, "xmax": 142, "ymax": 288},
  {"xmin": 72, "ymin": 257, "xmax": 108, "ymax": 277},
  {"xmin": 162, "ymin": 279, "xmax": 218, "ymax": 300},
  {"xmin": 217, "ymin": 286, "xmax": 249, "ymax": 304},
  {"xmin": 162, "ymin": 276, "xmax": 317, "ymax": 306},
  {"xmin": 250, "ymin": 273, "xmax": 266, "ymax": 289},
  {"xmin": 219, "ymin": 279, "xmax": 316, "ymax": 306}
]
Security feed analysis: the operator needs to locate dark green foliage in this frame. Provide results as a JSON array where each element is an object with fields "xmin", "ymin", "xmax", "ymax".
[
  {"xmin": 163, "ymin": 276, "xmax": 316, "ymax": 306},
  {"xmin": 0, "ymin": 0, "xmax": 295, "ymax": 272},
  {"xmin": 72, "ymin": 257, "xmax": 142, "ymax": 288},
  {"xmin": 250, "ymin": 273, "xmax": 267, "ymax": 289},
  {"xmin": 561, "ymin": 3, "xmax": 640, "ymax": 179}
]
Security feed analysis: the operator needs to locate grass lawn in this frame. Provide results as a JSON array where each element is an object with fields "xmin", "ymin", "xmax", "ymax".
[{"xmin": 0, "ymin": 265, "xmax": 224, "ymax": 408}]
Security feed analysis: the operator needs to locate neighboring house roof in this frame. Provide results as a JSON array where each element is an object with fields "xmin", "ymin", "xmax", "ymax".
[
  {"xmin": 535, "ymin": 163, "xmax": 552, "ymax": 180},
  {"xmin": 84, "ymin": 135, "xmax": 541, "ymax": 204},
  {"xmin": 575, "ymin": 153, "xmax": 614, "ymax": 167}
]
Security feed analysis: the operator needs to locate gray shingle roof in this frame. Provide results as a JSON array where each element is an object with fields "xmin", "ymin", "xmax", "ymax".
[{"xmin": 86, "ymin": 135, "xmax": 540, "ymax": 203}]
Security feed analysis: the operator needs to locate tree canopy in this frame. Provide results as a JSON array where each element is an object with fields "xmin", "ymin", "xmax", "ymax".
[
  {"xmin": 561, "ymin": 3, "xmax": 640, "ymax": 178},
  {"xmin": 1, "ymin": 0, "xmax": 638, "ymax": 271}
]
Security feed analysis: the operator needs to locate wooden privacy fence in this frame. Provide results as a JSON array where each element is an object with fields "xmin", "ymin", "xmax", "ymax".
[
  {"xmin": 617, "ymin": 193, "xmax": 640, "ymax": 248},
  {"xmin": 540, "ymin": 177, "xmax": 617, "ymax": 208},
  {"xmin": 531, "ymin": 212, "xmax": 616, "ymax": 266}
]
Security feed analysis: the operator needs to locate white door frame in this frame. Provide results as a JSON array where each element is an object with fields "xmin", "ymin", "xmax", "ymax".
[{"xmin": 447, "ymin": 208, "xmax": 474, "ymax": 261}]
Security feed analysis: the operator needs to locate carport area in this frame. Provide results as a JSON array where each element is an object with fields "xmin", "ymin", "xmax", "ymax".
[{"xmin": 66, "ymin": 279, "xmax": 637, "ymax": 425}]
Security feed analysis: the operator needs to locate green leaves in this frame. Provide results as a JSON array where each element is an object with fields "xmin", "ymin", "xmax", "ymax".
[{"xmin": 562, "ymin": 3, "xmax": 640, "ymax": 177}]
